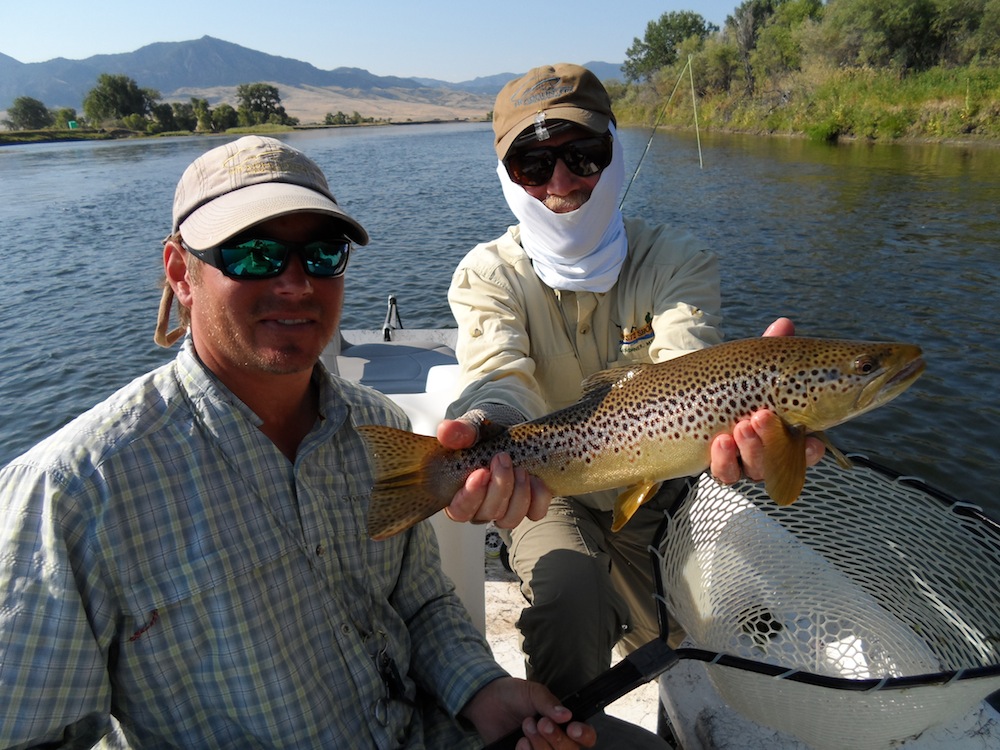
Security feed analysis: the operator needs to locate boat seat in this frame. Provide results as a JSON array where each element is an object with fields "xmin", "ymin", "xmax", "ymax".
[{"xmin": 336, "ymin": 340, "xmax": 457, "ymax": 394}]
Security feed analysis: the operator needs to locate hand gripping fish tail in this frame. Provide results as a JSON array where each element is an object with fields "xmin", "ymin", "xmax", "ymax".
[{"xmin": 362, "ymin": 337, "xmax": 926, "ymax": 541}]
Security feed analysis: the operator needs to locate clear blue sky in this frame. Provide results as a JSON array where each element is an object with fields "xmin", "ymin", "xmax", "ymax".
[{"xmin": 2, "ymin": 1, "xmax": 736, "ymax": 82}]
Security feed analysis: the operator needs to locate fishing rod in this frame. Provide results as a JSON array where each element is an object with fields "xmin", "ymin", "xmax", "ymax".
[{"xmin": 619, "ymin": 55, "xmax": 703, "ymax": 210}]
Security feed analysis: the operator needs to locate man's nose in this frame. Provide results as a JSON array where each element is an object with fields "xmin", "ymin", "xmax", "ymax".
[
  {"xmin": 272, "ymin": 251, "xmax": 314, "ymax": 291},
  {"xmin": 545, "ymin": 157, "xmax": 585, "ymax": 194}
]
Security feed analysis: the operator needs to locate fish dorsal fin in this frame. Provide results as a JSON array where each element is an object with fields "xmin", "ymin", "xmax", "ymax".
[
  {"xmin": 580, "ymin": 363, "xmax": 650, "ymax": 398},
  {"xmin": 759, "ymin": 416, "xmax": 808, "ymax": 506},
  {"xmin": 612, "ymin": 480, "xmax": 662, "ymax": 532}
]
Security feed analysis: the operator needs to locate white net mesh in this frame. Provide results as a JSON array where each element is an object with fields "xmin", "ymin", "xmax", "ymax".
[{"xmin": 655, "ymin": 453, "xmax": 1000, "ymax": 750}]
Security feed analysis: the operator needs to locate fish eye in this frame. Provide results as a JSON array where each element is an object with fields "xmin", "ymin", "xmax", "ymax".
[{"xmin": 853, "ymin": 355, "xmax": 877, "ymax": 375}]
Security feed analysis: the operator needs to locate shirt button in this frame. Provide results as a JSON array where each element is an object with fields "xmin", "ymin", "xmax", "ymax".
[
  {"xmin": 341, "ymin": 623, "xmax": 352, "ymax": 635},
  {"xmin": 374, "ymin": 698, "xmax": 389, "ymax": 726},
  {"xmin": 315, "ymin": 543, "xmax": 324, "ymax": 556},
  {"xmin": 579, "ymin": 325, "xmax": 590, "ymax": 335}
]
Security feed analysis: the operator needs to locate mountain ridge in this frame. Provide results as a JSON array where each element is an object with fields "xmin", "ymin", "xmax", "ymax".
[{"xmin": 0, "ymin": 37, "xmax": 623, "ymax": 123}]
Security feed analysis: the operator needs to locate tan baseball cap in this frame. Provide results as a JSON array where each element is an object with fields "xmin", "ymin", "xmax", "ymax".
[
  {"xmin": 492, "ymin": 63, "xmax": 615, "ymax": 160},
  {"xmin": 172, "ymin": 135, "xmax": 369, "ymax": 250}
]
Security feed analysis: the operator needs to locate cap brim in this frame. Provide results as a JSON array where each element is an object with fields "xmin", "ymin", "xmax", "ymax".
[
  {"xmin": 179, "ymin": 182, "xmax": 370, "ymax": 249},
  {"xmin": 495, "ymin": 107, "xmax": 610, "ymax": 159}
]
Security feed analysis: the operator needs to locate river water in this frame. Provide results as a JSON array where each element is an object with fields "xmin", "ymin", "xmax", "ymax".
[{"xmin": 1, "ymin": 123, "xmax": 997, "ymax": 515}]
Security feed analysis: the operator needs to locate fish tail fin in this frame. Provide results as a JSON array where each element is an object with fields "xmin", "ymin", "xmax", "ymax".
[
  {"xmin": 356, "ymin": 424, "xmax": 453, "ymax": 540},
  {"xmin": 612, "ymin": 481, "xmax": 662, "ymax": 532}
]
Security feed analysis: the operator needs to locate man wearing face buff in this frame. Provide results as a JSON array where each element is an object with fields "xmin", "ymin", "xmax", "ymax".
[{"xmin": 436, "ymin": 64, "xmax": 825, "ymax": 747}]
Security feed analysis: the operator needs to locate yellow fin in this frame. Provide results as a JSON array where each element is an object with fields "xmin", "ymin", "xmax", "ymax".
[
  {"xmin": 813, "ymin": 431, "xmax": 854, "ymax": 469},
  {"xmin": 759, "ymin": 417, "xmax": 807, "ymax": 506},
  {"xmin": 612, "ymin": 481, "xmax": 662, "ymax": 532},
  {"xmin": 357, "ymin": 425, "xmax": 452, "ymax": 540}
]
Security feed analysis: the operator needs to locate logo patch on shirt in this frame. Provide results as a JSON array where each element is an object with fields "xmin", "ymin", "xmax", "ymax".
[{"xmin": 620, "ymin": 313, "xmax": 654, "ymax": 355}]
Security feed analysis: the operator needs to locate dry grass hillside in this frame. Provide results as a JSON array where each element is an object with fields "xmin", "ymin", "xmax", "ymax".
[{"xmin": 169, "ymin": 83, "xmax": 495, "ymax": 124}]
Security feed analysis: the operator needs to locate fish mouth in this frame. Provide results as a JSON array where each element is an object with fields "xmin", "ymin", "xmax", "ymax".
[
  {"xmin": 855, "ymin": 354, "xmax": 926, "ymax": 414},
  {"xmin": 888, "ymin": 356, "xmax": 926, "ymax": 387}
]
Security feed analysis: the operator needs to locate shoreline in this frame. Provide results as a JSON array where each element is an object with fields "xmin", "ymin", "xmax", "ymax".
[
  {"xmin": 5, "ymin": 119, "xmax": 998, "ymax": 149},
  {"xmin": 0, "ymin": 119, "xmax": 485, "ymax": 147}
]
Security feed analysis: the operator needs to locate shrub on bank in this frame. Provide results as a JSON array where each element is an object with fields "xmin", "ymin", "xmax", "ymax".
[{"xmin": 612, "ymin": 62, "xmax": 1000, "ymax": 143}]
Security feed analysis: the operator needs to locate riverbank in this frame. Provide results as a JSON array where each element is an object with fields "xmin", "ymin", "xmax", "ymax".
[
  {"xmin": 6, "ymin": 117, "xmax": 999, "ymax": 149},
  {"xmin": 0, "ymin": 118, "xmax": 493, "ymax": 146},
  {"xmin": 612, "ymin": 63, "xmax": 1000, "ymax": 143}
]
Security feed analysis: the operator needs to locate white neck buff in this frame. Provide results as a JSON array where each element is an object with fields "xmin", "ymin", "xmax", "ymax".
[{"xmin": 497, "ymin": 124, "xmax": 627, "ymax": 293}]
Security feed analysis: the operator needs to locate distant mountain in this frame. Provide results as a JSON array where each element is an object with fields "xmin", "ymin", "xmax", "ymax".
[
  {"xmin": 414, "ymin": 61, "xmax": 624, "ymax": 95},
  {"xmin": 0, "ymin": 37, "xmax": 426, "ymax": 110},
  {"xmin": 0, "ymin": 37, "xmax": 623, "ymax": 120}
]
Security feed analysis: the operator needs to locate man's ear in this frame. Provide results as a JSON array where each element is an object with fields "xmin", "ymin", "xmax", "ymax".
[{"xmin": 164, "ymin": 238, "xmax": 194, "ymax": 307}]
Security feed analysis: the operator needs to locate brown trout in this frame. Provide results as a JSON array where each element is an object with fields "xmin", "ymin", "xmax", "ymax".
[{"xmin": 360, "ymin": 337, "xmax": 925, "ymax": 540}]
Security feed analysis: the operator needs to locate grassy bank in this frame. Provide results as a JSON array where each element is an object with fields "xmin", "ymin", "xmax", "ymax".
[
  {"xmin": 0, "ymin": 128, "xmax": 133, "ymax": 146},
  {"xmin": 611, "ymin": 63, "xmax": 1000, "ymax": 143},
  {"xmin": 0, "ymin": 121, "xmax": 416, "ymax": 146},
  {"xmin": 0, "ymin": 124, "xmax": 300, "ymax": 146}
]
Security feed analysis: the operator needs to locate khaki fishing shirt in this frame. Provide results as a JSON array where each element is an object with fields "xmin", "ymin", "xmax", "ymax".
[
  {"xmin": 0, "ymin": 340, "xmax": 505, "ymax": 749},
  {"xmin": 446, "ymin": 217, "xmax": 724, "ymax": 511}
]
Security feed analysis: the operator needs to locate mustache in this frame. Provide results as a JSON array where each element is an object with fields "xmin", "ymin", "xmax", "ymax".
[{"xmin": 543, "ymin": 190, "xmax": 591, "ymax": 213}]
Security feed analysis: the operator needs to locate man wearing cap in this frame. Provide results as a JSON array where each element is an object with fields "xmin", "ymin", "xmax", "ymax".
[
  {"xmin": 436, "ymin": 66, "xmax": 823, "ymax": 747},
  {"xmin": 0, "ymin": 136, "xmax": 595, "ymax": 749}
]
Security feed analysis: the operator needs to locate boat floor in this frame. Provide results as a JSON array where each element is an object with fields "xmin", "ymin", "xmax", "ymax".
[{"xmin": 484, "ymin": 550, "xmax": 662, "ymax": 734}]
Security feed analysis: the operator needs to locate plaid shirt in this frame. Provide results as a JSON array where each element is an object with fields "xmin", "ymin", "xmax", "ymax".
[{"xmin": 0, "ymin": 340, "xmax": 506, "ymax": 749}]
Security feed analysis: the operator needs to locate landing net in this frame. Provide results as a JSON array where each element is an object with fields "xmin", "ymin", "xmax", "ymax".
[{"xmin": 654, "ymin": 453, "xmax": 1000, "ymax": 750}]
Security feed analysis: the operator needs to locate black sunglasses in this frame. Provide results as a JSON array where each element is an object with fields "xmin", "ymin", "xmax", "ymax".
[
  {"xmin": 183, "ymin": 236, "xmax": 351, "ymax": 280},
  {"xmin": 503, "ymin": 134, "xmax": 614, "ymax": 187}
]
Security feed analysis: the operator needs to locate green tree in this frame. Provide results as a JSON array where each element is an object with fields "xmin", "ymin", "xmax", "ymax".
[
  {"xmin": 121, "ymin": 113, "xmax": 148, "ymax": 131},
  {"xmin": 83, "ymin": 74, "xmax": 158, "ymax": 124},
  {"xmin": 149, "ymin": 103, "xmax": 178, "ymax": 133},
  {"xmin": 929, "ymin": 0, "xmax": 1000, "ymax": 64},
  {"xmin": 727, "ymin": 0, "xmax": 786, "ymax": 95},
  {"xmin": 53, "ymin": 108, "xmax": 79, "ymax": 129},
  {"xmin": 5, "ymin": 96, "xmax": 54, "ymax": 130},
  {"xmin": 753, "ymin": 0, "xmax": 823, "ymax": 80},
  {"xmin": 191, "ymin": 98, "xmax": 212, "ymax": 132},
  {"xmin": 235, "ymin": 82, "xmax": 291, "ymax": 126},
  {"xmin": 699, "ymin": 35, "xmax": 742, "ymax": 94},
  {"xmin": 212, "ymin": 103, "xmax": 239, "ymax": 131},
  {"xmin": 170, "ymin": 102, "xmax": 197, "ymax": 131},
  {"xmin": 820, "ymin": 0, "xmax": 941, "ymax": 72},
  {"xmin": 624, "ymin": 11, "xmax": 719, "ymax": 82},
  {"xmin": 978, "ymin": 0, "xmax": 1000, "ymax": 60}
]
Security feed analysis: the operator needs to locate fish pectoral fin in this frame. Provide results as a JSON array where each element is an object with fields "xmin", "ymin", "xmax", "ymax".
[
  {"xmin": 813, "ymin": 431, "xmax": 854, "ymax": 469},
  {"xmin": 759, "ymin": 417, "xmax": 807, "ymax": 506},
  {"xmin": 612, "ymin": 481, "xmax": 662, "ymax": 532}
]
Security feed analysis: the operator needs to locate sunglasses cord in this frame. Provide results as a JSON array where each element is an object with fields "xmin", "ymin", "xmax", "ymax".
[{"xmin": 619, "ymin": 55, "xmax": 704, "ymax": 210}]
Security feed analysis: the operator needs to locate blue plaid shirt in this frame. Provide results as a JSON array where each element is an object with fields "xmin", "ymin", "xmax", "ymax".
[{"xmin": 0, "ymin": 341, "xmax": 506, "ymax": 748}]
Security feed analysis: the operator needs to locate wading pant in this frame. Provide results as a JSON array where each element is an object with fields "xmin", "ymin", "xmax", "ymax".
[{"xmin": 506, "ymin": 480, "xmax": 688, "ymax": 750}]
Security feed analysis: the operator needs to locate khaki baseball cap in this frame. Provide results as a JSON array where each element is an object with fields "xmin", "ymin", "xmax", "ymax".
[
  {"xmin": 172, "ymin": 135, "xmax": 369, "ymax": 250},
  {"xmin": 492, "ymin": 63, "xmax": 615, "ymax": 160}
]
